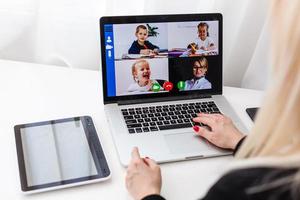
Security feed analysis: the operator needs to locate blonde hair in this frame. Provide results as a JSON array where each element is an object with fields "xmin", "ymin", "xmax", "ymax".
[
  {"xmin": 233, "ymin": 1, "xmax": 300, "ymax": 197},
  {"xmin": 194, "ymin": 57, "xmax": 208, "ymax": 70},
  {"xmin": 236, "ymin": 0, "xmax": 300, "ymax": 159}
]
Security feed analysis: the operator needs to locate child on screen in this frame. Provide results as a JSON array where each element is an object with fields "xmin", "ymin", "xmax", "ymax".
[
  {"xmin": 127, "ymin": 60, "xmax": 163, "ymax": 92},
  {"xmin": 128, "ymin": 25, "xmax": 159, "ymax": 55}
]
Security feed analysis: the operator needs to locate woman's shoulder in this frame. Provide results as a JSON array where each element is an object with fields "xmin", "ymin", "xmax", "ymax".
[{"xmin": 203, "ymin": 166, "xmax": 298, "ymax": 200}]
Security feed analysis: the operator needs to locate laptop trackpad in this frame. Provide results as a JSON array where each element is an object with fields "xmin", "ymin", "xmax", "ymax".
[{"xmin": 164, "ymin": 132, "xmax": 209, "ymax": 154}]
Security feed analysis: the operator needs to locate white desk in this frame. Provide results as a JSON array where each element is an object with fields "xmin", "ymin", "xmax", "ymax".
[{"xmin": 0, "ymin": 59, "xmax": 264, "ymax": 200}]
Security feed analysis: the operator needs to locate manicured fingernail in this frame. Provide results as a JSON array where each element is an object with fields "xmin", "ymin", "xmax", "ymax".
[{"xmin": 193, "ymin": 126, "xmax": 200, "ymax": 132}]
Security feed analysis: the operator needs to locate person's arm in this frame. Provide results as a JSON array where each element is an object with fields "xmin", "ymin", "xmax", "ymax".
[
  {"xmin": 233, "ymin": 136, "xmax": 247, "ymax": 155},
  {"xmin": 192, "ymin": 113, "xmax": 245, "ymax": 150},
  {"xmin": 128, "ymin": 41, "xmax": 141, "ymax": 54},
  {"xmin": 145, "ymin": 41, "xmax": 159, "ymax": 51},
  {"xmin": 126, "ymin": 147, "xmax": 162, "ymax": 200}
]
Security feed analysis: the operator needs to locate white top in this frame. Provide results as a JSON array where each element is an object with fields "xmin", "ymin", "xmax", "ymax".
[
  {"xmin": 185, "ymin": 77, "xmax": 212, "ymax": 90},
  {"xmin": 0, "ymin": 59, "xmax": 264, "ymax": 200},
  {"xmin": 127, "ymin": 80, "xmax": 161, "ymax": 92},
  {"xmin": 195, "ymin": 37, "xmax": 215, "ymax": 49}
]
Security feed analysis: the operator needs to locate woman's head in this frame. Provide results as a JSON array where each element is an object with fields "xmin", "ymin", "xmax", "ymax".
[
  {"xmin": 197, "ymin": 22, "xmax": 209, "ymax": 41},
  {"xmin": 135, "ymin": 25, "xmax": 148, "ymax": 44},
  {"xmin": 193, "ymin": 57, "xmax": 208, "ymax": 78},
  {"xmin": 236, "ymin": 0, "xmax": 300, "ymax": 159},
  {"xmin": 132, "ymin": 60, "xmax": 151, "ymax": 86}
]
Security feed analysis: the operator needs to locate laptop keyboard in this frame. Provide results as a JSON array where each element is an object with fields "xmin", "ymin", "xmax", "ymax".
[{"xmin": 121, "ymin": 101, "xmax": 221, "ymax": 134}]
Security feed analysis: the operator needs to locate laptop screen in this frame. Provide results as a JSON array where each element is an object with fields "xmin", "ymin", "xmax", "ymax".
[{"xmin": 100, "ymin": 14, "xmax": 222, "ymax": 103}]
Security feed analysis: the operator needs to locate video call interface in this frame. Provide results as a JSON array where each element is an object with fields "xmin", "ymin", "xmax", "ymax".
[{"xmin": 104, "ymin": 20, "xmax": 221, "ymax": 97}]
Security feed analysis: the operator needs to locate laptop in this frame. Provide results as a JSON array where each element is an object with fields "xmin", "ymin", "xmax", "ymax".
[{"xmin": 99, "ymin": 13, "xmax": 248, "ymax": 166}]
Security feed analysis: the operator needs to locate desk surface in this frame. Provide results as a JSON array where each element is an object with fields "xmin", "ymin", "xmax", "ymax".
[{"xmin": 0, "ymin": 59, "xmax": 264, "ymax": 200}]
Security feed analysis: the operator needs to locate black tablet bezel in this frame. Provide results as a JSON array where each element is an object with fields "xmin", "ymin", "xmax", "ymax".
[
  {"xmin": 100, "ymin": 13, "xmax": 223, "ymax": 104},
  {"xmin": 14, "ymin": 116, "xmax": 110, "ymax": 192}
]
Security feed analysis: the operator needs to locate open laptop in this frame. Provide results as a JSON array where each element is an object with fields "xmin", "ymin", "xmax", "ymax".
[{"xmin": 100, "ymin": 13, "xmax": 247, "ymax": 166}]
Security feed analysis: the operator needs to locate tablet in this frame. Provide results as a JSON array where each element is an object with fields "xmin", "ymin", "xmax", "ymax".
[{"xmin": 14, "ymin": 116, "xmax": 111, "ymax": 194}]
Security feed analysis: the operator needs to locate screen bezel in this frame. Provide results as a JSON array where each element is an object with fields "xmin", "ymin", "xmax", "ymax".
[
  {"xmin": 14, "ymin": 116, "xmax": 110, "ymax": 192},
  {"xmin": 100, "ymin": 13, "xmax": 223, "ymax": 104}
]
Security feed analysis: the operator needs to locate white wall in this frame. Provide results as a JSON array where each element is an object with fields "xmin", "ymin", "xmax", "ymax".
[{"xmin": 0, "ymin": 0, "xmax": 270, "ymax": 89}]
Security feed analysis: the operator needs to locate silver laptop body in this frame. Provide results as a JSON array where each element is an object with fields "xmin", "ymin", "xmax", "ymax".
[{"xmin": 100, "ymin": 13, "xmax": 247, "ymax": 166}]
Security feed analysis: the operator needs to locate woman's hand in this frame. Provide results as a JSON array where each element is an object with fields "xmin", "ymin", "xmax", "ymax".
[
  {"xmin": 193, "ymin": 113, "xmax": 245, "ymax": 150},
  {"xmin": 126, "ymin": 147, "xmax": 162, "ymax": 200}
]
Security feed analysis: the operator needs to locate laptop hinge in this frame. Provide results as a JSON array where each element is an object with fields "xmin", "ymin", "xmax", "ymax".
[{"xmin": 117, "ymin": 94, "xmax": 212, "ymax": 106}]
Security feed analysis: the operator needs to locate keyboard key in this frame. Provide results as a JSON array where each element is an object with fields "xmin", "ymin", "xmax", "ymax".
[
  {"xmin": 170, "ymin": 120, "xmax": 176, "ymax": 124},
  {"xmin": 171, "ymin": 116, "xmax": 178, "ymax": 120},
  {"xmin": 184, "ymin": 119, "xmax": 190, "ymax": 123},
  {"xmin": 191, "ymin": 113, "xmax": 197, "ymax": 118},
  {"xmin": 163, "ymin": 121, "xmax": 170, "ymax": 125},
  {"xmin": 177, "ymin": 119, "xmax": 183, "ymax": 123},
  {"xmin": 125, "ymin": 119, "xmax": 137, "ymax": 124},
  {"xmin": 174, "ymin": 111, "xmax": 181, "ymax": 115},
  {"xmin": 127, "ymin": 124, "xmax": 142, "ymax": 128},
  {"xmin": 185, "ymin": 114, "xmax": 191, "ymax": 118},
  {"xmin": 124, "ymin": 116, "xmax": 134, "ymax": 120},
  {"xmin": 137, "ymin": 119, "xmax": 144, "ymax": 123},
  {"xmin": 158, "ymin": 123, "xmax": 192, "ymax": 130},
  {"xmin": 148, "ymin": 113, "xmax": 154, "ymax": 117},
  {"xmin": 169, "ymin": 107, "xmax": 175, "ymax": 111},
  {"xmin": 168, "ymin": 112, "xmax": 174, "ymax": 115},
  {"xmin": 158, "ymin": 116, "xmax": 164, "ymax": 120},
  {"xmin": 122, "ymin": 111, "xmax": 129, "ymax": 116},
  {"xmin": 150, "ymin": 122, "xmax": 156, "ymax": 126},
  {"xmin": 157, "ymin": 121, "xmax": 163, "ymax": 125},
  {"xmin": 128, "ymin": 129, "xmax": 135, "ymax": 134},
  {"xmin": 143, "ymin": 122, "xmax": 149, "ymax": 127},
  {"xmin": 136, "ymin": 128, "xmax": 143, "ymax": 133},
  {"xmin": 145, "ymin": 118, "xmax": 151, "ymax": 122},
  {"xmin": 143, "ymin": 127, "xmax": 150, "ymax": 132},
  {"xmin": 151, "ymin": 118, "xmax": 158, "ymax": 122},
  {"xmin": 150, "ymin": 126, "xmax": 159, "ymax": 131},
  {"xmin": 165, "ymin": 116, "xmax": 171, "ymax": 120}
]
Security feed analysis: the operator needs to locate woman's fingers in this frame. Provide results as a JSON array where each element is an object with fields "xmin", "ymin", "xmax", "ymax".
[
  {"xmin": 193, "ymin": 115, "xmax": 216, "ymax": 128},
  {"xmin": 143, "ymin": 158, "xmax": 159, "ymax": 169},
  {"xmin": 131, "ymin": 147, "xmax": 141, "ymax": 161},
  {"xmin": 194, "ymin": 126, "xmax": 213, "ymax": 142}
]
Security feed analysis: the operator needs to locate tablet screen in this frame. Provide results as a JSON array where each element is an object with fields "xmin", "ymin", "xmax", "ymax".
[{"xmin": 15, "ymin": 116, "xmax": 110, "ymax": 192}]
